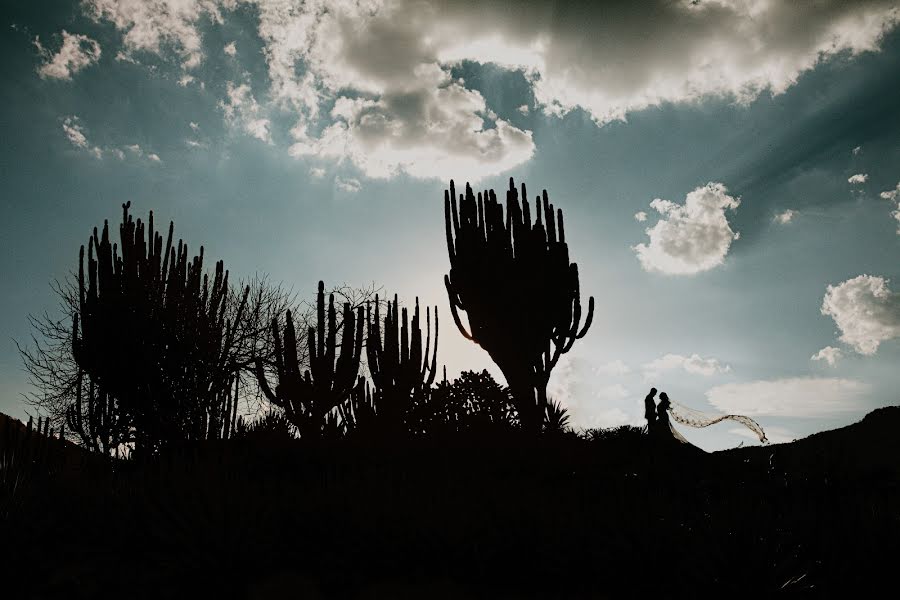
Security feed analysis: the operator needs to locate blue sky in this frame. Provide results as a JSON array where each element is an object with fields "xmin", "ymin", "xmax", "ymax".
[{"xmin": 2, "ymin": 1, "xmax": 899, "ymax": 451}]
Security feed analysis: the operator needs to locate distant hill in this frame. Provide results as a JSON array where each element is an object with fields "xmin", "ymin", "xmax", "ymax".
[{"xmin": 713, "ymin": 405, "xmax": 900, "ymax": 481}]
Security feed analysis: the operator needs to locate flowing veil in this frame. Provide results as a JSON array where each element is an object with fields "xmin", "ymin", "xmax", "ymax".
[{"xmin": 667, "ymin": 400, "xmax": 768, "ymax": 444}]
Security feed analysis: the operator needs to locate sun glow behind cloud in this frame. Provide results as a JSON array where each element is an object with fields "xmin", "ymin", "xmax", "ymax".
[{"xmin": 57, "ymin": 0, "xmax": 898, "ymax": 182}]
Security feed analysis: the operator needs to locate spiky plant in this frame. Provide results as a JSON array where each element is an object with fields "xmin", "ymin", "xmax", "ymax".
[
  {"xmin": 70, "ymin": 202, "xmax": 249, "ymax": 455},
  {"xmin": 444, "ymin": 179, "xmax": 593, "ymax": 433},
  {"xmin": 365, "ymin": 295, "xmax": 438, "ymax": 435},
  {"xmin": 256, "ymin": 281, "xmax": 364, "ymax": 438},
  {"xmin": 544, "ymin": 398, "xmax": 571, "ymax": 434}
]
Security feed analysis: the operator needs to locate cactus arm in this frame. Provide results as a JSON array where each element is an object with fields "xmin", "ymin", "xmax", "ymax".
[{"xmin": 444, "ymin": 275, "xmax": 473, "ymax": 341}]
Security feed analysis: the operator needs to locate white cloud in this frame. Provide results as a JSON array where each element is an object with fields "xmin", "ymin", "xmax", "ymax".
[
  {"xmin": 596, "ymin": 384, "xmax": 630, "ymax": 402},
  {"xmin": 852, "ymin": 145, "xmax": 862, "ymax": 155},
  {"xmin": 634, "ymin": 211, "xmax": 647, "ymax": 222},
  {"xmin": 62, "ymin": 116, "xmax": 103, "ymax": 158},
  {"xmin": 114, "ymin": 50, "xmax": 139, "ymax": 64},
  {"xmin": 848, "ymin": 173, "xmax": 869, "ymax": 184},
  {"xmin": 35, "ymin": 30, "xmax": 101, "ymax": 80},
  {"xmin": 642, "ymin": 353, "xmax": 730, "ymax": 381},
  {"xmin": 59, "ymin": 122, "xmax": 164, "ymax": 163},
  {"xmin": 62, "ymin": 117, "xmax": 88, "ymax": 148},
  {"xmin": 811, "ymin": 346, "xmax": 843, "ymax": 367},
  {"xmin": 309, "ymin": 167, "xmax": 326, "ymax": 179},
  {"xmin": 219, "ymin": 81, "xmax": 272, "ymax": 143},
  {"xmin": 334, "ymin": 175, "xmax": 361, "ymax": 193},
  {"xmin": 880, "ymin": 182, "xmax": 900, "ymax": 233},
  {"xmin": 84, "ymin": 0, "xmax": 229, "ymax": 70},
  {"xmin": 185, "ymin": 139, "xmax": 205, "ymax": 148},
  {"xmin": 594, "ymin": 360, "xmax": 631, "ymax": 377},
  {"xmin": 633, "ymin": 183, "xmax": 740, "ymax": 275},
  {"xmin": 706, "ymin": 377, "xmax": 869, "ymax": 417},
  {"xmin": 223, "ymin": 41, "xmax": 236, "ymax": 56},
  {"xmin": 880, "ymin": 182, "xmax": 900, "ymax": 201},
  {"xmin": 584, "ymin": 407, "xmax": 632, "ymax": 429},
  {"xmin": 189, "ymin": 121, "xmax": 200, "ymax": 132},
  {"xmin": 548, "ymin": 356, "xmax": 642, "ymax": 430},
  {"xmin": 821, "ymin": 275, "xmax": 900, "ymax": 355},
  {"xmin": 774, "ymin": 209, "xmax": 797, "ymax": 224},
  {"xmin": 178, "ymin": 74, "xmax": 195, "ymax": 87},
  {"xmin": 516, "ymin": 104, "xmax": 529, "ymax": 115}
]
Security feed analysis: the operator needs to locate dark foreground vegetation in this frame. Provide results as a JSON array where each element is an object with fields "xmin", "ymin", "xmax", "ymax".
[
  {"xmin": 2, "ymin": 406, "xmax": 899, "ymax": 598},
  {"xmin": 6, "ymin": 180, "xmax": 898, "ymax": 597}
]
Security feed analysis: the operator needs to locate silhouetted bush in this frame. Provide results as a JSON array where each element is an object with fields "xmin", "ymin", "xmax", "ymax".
[{"xmin": 410, "ymin": 369, "xmax": 517, "ymax": 436}]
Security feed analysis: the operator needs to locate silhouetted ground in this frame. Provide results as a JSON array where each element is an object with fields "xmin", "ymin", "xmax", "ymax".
[{"xmin": 2, "ymin": 408, "xmax": 899, "ymax": 598}]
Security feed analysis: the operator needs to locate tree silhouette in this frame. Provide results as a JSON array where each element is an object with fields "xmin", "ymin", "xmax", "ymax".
[
  {"xmin": 255, "ymin": 281, "xmax": 364, "ymax": 439},
  {"xmin": 444, "ymin": 179, "xmax": 594, "ymax": 433}
]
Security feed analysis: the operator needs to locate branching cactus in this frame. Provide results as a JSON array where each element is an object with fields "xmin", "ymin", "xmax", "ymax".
[
  {"xmin": 73, "ymin": 202, "xmax": 249, "ymax": 454},
  {"xmin": 444, "ymin": 179, "xmax": 594, "ymax": 433},
  {"xmin": 256, "ymin": 281, "xmax": 364, "ymax": 438},
  {"xmin": 366, "ymin": 295, "xmax": 438, "ymax": 434},
  {"xmin": 339, "ymin": 377, "xmax": 376, "ymax": 435}
]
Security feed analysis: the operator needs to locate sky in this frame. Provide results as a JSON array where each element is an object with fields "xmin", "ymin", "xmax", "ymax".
[{"xmin": 1, "ymin": 0, "xmax": 899, "ymax": 451}]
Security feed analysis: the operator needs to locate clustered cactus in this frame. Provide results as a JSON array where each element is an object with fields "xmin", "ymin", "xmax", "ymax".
[
  {"xmin": 45, "ymin": 175, "xmax": 595, "ymax": 452},
  {"xmin": 69, "ymin": 202, "xmax": 249, "ymax": 455},
  {"xmin": 366, "ymin": 295, "xmax": 438, "ymax": 435},
  {"xmin": 444, "ymin": 179, "xmax": 593, "ymax": 433},
  {"xmin": 256, "ymin": 289, "xmax": 439, "ymax": 438},
  {"xmin": 256, "ymin": 281, "xmax": 364, "ymax": 439}
]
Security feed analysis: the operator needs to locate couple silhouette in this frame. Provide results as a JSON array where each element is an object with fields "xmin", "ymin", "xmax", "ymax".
[{"xmin": 644, "ymin": 387, "xmax": 674, "ymax": 439}]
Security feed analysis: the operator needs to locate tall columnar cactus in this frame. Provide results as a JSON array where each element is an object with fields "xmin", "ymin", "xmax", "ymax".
[
  {"xmin": 339, "ymin": 376, "xmax": 376, "ymax": 435},
  {"xmin": 365, "ymin": 294, "xmax": 438, "ymax": 434},
  {"xmin": 72, "ymin": 202, "xmax": 249, "ymax": 454},
  {"xmin": 256, "ymin": 281, "xmax": 364, "ymax": 438},
  {"xmin": 444, "ymin": 179, "xmax": 594, "ymax": 433}
]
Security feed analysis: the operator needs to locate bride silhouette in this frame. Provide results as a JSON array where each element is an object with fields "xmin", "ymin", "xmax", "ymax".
[{"xmin": 650, "ymin": 390, "xmax": 768, "ymax": 444}]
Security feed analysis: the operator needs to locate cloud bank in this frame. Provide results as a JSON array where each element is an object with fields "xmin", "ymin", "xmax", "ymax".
[
  {"xmin": 642, "ymin": 353, "xmax": 730, "ymax": 381},
  {"xmin": 76, "ymin": 0, "xmax": 900, "ymax": 180},
  {"xmin": 706, "ymin": 377, "xmax": 870, "ymax": 417}
]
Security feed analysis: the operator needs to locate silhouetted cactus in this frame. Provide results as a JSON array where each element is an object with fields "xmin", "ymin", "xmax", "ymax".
[
  {"xmin": 339, "ymin": 376, "xmax": 376, "ymax": 435},
  {"xmin": 65, "ymin": 367, "xmax": 128, "ymax": 456},
  {"xmin": 256, "ymin": 281, "xmax": 364, "ymax": 438},
  {"xmin": 365, "ymin": 295, "xmax": 438, "ymax": 435},
  {"xmin": 444, "ymin": 179, "xmax": 593, "ymax": 433},
  {"xmin": 71, "ymin": 202, "xmax": 250, "ymax": 455}
]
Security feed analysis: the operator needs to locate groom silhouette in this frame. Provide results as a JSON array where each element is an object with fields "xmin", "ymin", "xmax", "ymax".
[{"xmin": 644, "ymin": 388, "xmax": 658, "ymax": 434}]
